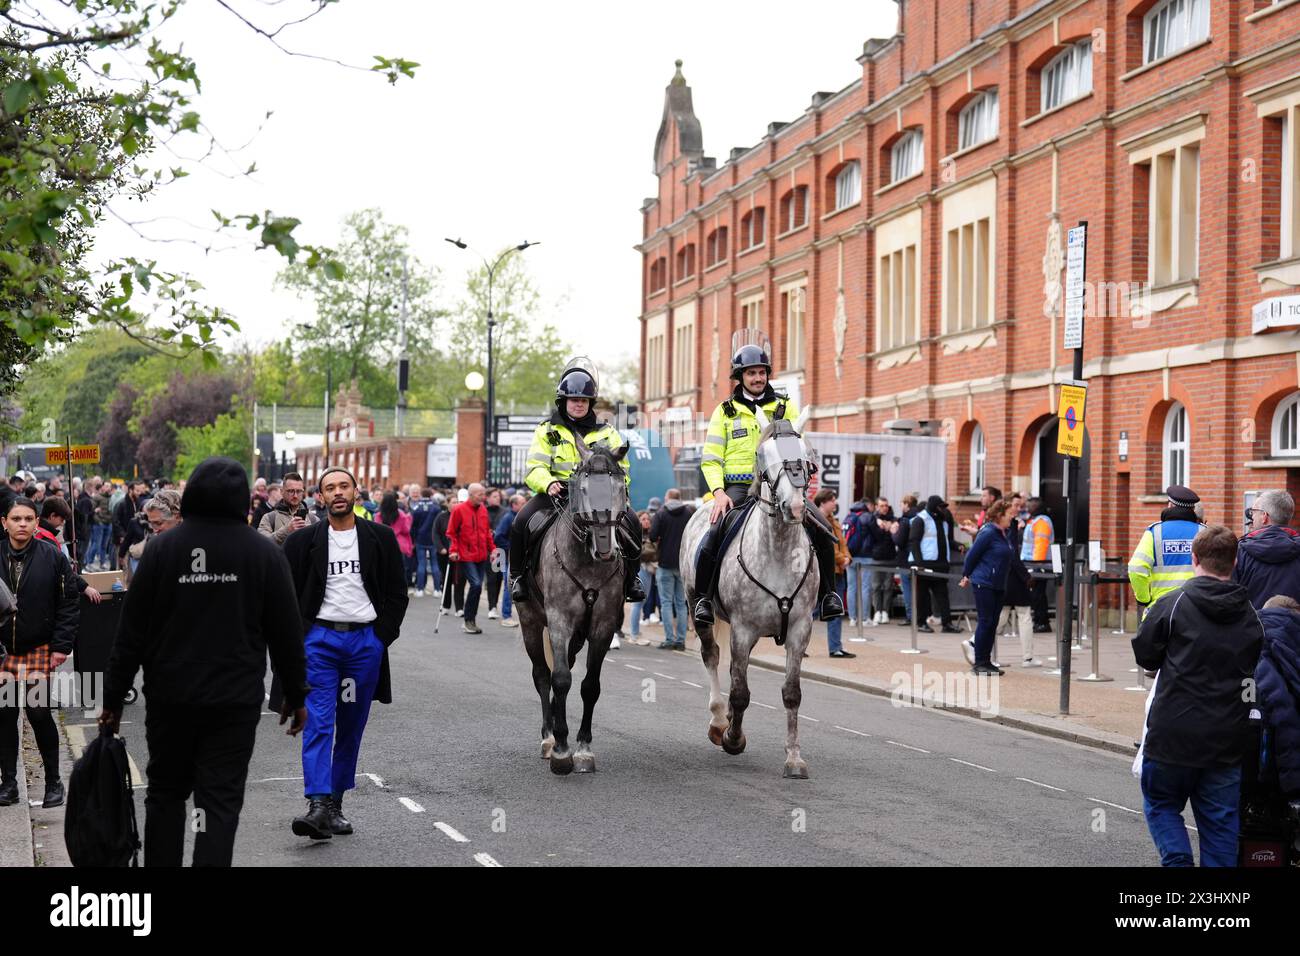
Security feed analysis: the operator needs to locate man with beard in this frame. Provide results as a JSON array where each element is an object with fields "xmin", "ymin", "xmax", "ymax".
[
  {"xmin": 282, "ymin": 467, "xmax": 408, "ymax": 840},
  {"xmin": 258, "ymin": 472, "xmax": 318, "ymax": 546}
]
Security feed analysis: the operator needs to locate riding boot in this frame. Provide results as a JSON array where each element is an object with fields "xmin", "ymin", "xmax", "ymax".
[
  {"xmin": 509, "ymin": 498, "xmax": 536, "ymax": 603},
  {"xmin": 623, "ymin": 559, "xmax": 646, "ymax": 602},
  {"xmin": 618, "ymin": 508, "xmax": 646, "ymax": 603},
  {"xmin": 692, "ymin": 530, "xmax": 720, "ymax": 626},
  {"xmin": 806, "ymin": 517, "xmax": 846, "ymax": 620}
]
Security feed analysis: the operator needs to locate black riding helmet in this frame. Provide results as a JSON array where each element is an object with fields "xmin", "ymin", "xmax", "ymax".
[
  {"xmin": 556, "ymin": 368, "xmax": 597, "ymax": 400},
  {"xmin": 730, "ymin": 343, "xmax": 772, "ymax": 380}
]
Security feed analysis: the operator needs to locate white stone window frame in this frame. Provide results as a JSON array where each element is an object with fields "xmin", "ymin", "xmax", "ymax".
[
  {"xmin": 1041, "ymin": 39, "xmax": 1092, "ymax": 114},
  {"xmin": 968, "ymin": 423, "xmax": 986, "ymax": 494},
  {"xmin": 1143, "ymin": 0, "xmax": 1209, "ymax": 66},
  {"xmin": 780, "ymin": 282, "xmax": 806, "ymax": 373},
  {"xmin": 835, "ymin": 161, "xmax": 862, "ymax": 211},
  {"xmin": 940, "ymin": 176, "xmax": 997, "ymax": 338},
  {"xmin": 672, "ymin": 300, "xmax": 697, "ymax": 397},
  {"xmin": 1250, "ymin": 74, "xmax": 1300, "ymax": 285},
  {"xmin": 1274, "ymin": 393, "xmax": 1300, "ymax": 456},
  {"xmin": 874, "ymin": 208, "xmax": 923, "ymax": 358},
  {"xmin": 891, "ymin": 129, "xmax": 924, "ymax": 183}
]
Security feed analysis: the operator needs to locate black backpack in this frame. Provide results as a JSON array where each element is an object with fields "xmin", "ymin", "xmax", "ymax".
[{"xmin": 64, "ymin": 726, "xmax": 140, "ymax": 867}]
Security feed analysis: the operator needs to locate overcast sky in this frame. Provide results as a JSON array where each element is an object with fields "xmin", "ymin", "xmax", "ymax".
[{"xmin": 93, "ymin": 0, "xmax": 901, "ymax": 373}]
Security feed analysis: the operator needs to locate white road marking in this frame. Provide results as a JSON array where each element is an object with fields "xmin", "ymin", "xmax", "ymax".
[
  {"xmin": 652, "ymin": 673, "xmax": 676, "ymax": 680},
  {"xmin": 474, "ymin": 852, "xmax": 501, "ymax": 867},
  {"xmin": 680, "ymin": 680, "xmax": 703, "ymax": 689},
  {"xmin": 1016, "ymin": 777, "xmax": 1066, "ymax": 793},
  {"xmin": 254, "ymin": 776, "xmax": 304, "ymax": 783},
  {"xmin": 834, "ymin": 725, "xmax": 873, "ymax": 737},
  {"xmin": 361, "ymin": 773, "xmax": 386, "ymax": 788},
  {"xmin": 434, "ymin": 821, "xmax": 469, "ymax": 842},
  {"xmin": 624, "ymin": 664, "xmax": 645, "ymax": 671},
  {"xmin": 751, "ymin": 701, "xmax": 777, "ymax": 710},
  {"xmin": 886, "ymin": 740, "xmax": 931, "ymax": 754},
  {"xmin": 949, "ymin": 758, "xmax": 997, "ymax": 773},
  {"xmin": 1087, "ymin": 797, "xmax": 1140, "ymax": 814},
  {"xmin": 398, "ymin": 797, "xmax": 425, "ymax": 813},
  {"xmin": 797, "ymin": 714, "xmax": 820, "ymax": 722}
]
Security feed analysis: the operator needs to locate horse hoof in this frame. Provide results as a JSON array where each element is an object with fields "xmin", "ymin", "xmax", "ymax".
[
  {"xmin": 540, "ymin": 738, "xmax": 554, "ymax": 759},
  {"xmin": 573, "ymin": 753, "xmax": 596, "ymax": 774},
  {"xmin": 707, "ymin": 724, "xmax": 728, "ymax": 746},
  {"xmin": 721, "ymin": 733, "xmax": 747, "ymax": 756},
  {"xmin": 550, "ymin": 753, "xmax": 574, "ymax": 775},
  {"xmin": 782, "ymin": 760, "xmax": 809, "ymax": 780}
]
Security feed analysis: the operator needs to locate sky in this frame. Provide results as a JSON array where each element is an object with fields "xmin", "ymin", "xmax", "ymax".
[{"xmin": 92, "ymin": 0, "xmax": 902, "ymax": 374}]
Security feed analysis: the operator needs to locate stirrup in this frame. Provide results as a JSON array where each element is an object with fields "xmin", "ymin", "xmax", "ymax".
[
  {"xmin": 693, "ymin": 596, "xmax": 715, "ymax": 626},
  {"xmin": 819, "ymin": 593, "xmax": 845, "ymax": 620},
  {"xmin": 510, "ymin": 575, "xmax": 530, "ymax": 603},
  {"xmin": 625, "ymin": 577, "xmax": 646, "ymax": 603}
]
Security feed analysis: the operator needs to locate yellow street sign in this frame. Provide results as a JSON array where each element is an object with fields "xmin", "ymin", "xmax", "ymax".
[
  {"xmin": 1058, "ymin": 384, "xmax": 1087, "ymax": 420},
  {"xmin": 1057, "ymin": 419, "xmax": 1085, "ymax": 457},
  {"xmin": 45, "ymin": 444, "xmax": 101, "ymax": 466}
]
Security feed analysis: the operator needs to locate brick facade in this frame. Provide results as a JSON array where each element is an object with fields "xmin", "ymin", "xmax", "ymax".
[{"xmin": 639, "ymin": 0, "xmax": 1300, "ymax": 560}]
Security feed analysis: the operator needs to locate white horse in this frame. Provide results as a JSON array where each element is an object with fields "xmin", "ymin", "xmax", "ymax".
[{"xmin": 680, "ymin": 420, "xmax": 819, "ymax": 778}]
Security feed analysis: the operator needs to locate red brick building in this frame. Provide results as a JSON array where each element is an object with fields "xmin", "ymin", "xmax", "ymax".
[{"xmin": 639, "ymin": 0, "xmax": 1300, "ymax": 558}]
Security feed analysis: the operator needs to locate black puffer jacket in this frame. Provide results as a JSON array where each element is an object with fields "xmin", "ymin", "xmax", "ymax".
[
  {"xmin": 105, "ymin": 457, "xmax": 308, "ymax": 712},
  {"xmin": 0, "ymin": 537, "xmax": 79, "ymax": 655},
  {"xmin": 1133, "ymin": 575, "xmax": 1264, "ymax": 768}
]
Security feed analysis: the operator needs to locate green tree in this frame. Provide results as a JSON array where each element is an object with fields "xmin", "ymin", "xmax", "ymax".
[
  {"xmin": 412, "ymin": 250, "xmax": 570, "ymax": 411},
  {"xmin": 174, "ymin": 407, "xmax": 252, "ymax": 482},
  {"xmin": 0, "ymin": 4, "xmax": 416, "ymax": 380},
  {"xmin": 277, "ymin": 208, "xmax": 445, "ymax": 402}
]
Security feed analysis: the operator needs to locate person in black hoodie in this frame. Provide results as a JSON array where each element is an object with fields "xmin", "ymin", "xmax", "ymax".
[
  {"xmin": 892, "ymin": 494, "xmax": 920, "ymax": 625},
  {"xmin": 1235, "ymin": 489, "xmax": 1300, "ymax": 610},
  {"xmin": 908, "ymin": 495, "xmax": 960, "ymax": 634},
  {"xmin": 100, "ymin": 457, "xmax": 308, "ymax": 867},
  {"xmin": 0, "ymin": 497, "xmax": 79, "ymax": 808},
  {"xmin": 1132, "ymin": 525, "xmax": 1264, "ymax": 867}
]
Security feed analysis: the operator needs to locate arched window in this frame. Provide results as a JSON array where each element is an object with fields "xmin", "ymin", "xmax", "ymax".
[
  {"xmin": 1273, "ymin": 393, "xmax": 1300, "ymax": 456},
  {"xmin": 834, "ymin": 162, "xmax": 861, "ymax": 210},
  {"xmin": 1163, "ymin": 402, "xmax": 1189, "ymax": 488},
  {"xmin": 1041, "ymin": 39, "xmax": 1092, "ymax": 112},
  {"xmin": 968, "ymin": 424, "xmax": 986, "ymax": 493},
  {"xmin": 890, "ymin": 129, "xmax": 924, "ymax": 183},
  {"xmin": 958, "ymin": 90, "xmax": 999, "ymax": 151}
]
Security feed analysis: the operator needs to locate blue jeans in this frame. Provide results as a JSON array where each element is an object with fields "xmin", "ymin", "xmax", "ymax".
[
  {"xmin": 656, "ymin": 567, "xmax": 688, "ymax": 645},
  {"xmin": 900, "ymin": 568, "xmax": 913, "ymax": 621},
  {"xmin": 1141, "ymin": 759, "xmax": 1242, "ymax": 867},
  {"xmin": 629, "ymin": 565, "xmax": 653, "ymax": 636},
  {"xmin": 499, "ymin": 556, "xmax": 512, "ymax": 620},
  {"xmin": 85, "ymin": 523, "xmax": 111, "ymax": 567},
  {"xmin": 415, "ymin": 544, "xmax": 439, "ymax": 593},
  {"xmin": 972, "ymin": 584, "xmax": 1002, "ymax": 666},
  {"xmin": 461, "ymin": 560, "xmax": 488, "ymax": 624},
  {"xmin": 302, "ymin": 624, "xmax": 384, "ymax": 798},
  {"xmin": 847, "ymin": 557, "xmax": 872, "ymax": 621},
  {"xmin": 824, "ymin": 574, "xmax": 848, "ymax": 653}
]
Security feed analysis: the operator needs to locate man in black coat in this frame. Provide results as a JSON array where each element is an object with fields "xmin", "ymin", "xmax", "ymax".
[
  {"xmin": 282, "ymin": 466, "xmax": 409, "ymax": 840},
  {"xmin": 1132, "ymin": 525, "xmax": 1264, "ymax": 867},
  {"xmin": 100, "ymin": 458, "xmax": 308, "ymax": 867}
]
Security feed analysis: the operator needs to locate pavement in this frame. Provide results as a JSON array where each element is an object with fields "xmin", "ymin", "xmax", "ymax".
[{"xmin": 1, "ymin": 595, "xmax": 1176, "ymax": 866}]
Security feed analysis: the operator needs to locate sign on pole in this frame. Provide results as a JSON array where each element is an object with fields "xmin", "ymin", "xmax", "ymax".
[
  {"xmin": 1063, "ymin": 224, "xmax": 1087, "ymax": 350},
  {"xmin": 1056, "ymin": 383, "xmax": 1087, "ymax": 458},
  {"xmin": 45, "ymin": 444, "xmax": 100, "ymax": 466}
]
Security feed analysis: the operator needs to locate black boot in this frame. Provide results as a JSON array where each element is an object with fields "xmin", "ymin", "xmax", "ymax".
[
  {"xmin": 291, "ymin": 798, "xmax": 334, "ymax": 840},
  {"xmin": 0, "ymin": 775, "xmax": 17, "ymax": 807},
  {"xmin": 808, "ymin": 519, "xmax": 845, "ymax": 621},
  {"xmin": 510, "ymin": 571, "xmax": 529, "ymax": 603},
  {"xmin": 42, "ymin": 777, "xmax": 64, "ymax": 809},
  {"xmin": 327, "ymin": 795, "xmax": 353, "ymax": 836},
  {"xmin": 624, "ymin": 562, "xmax": 646, "ymax": 602},
  {"xmin": 692, "ymin": 531, "xmax": 720, "ymax": 626}
]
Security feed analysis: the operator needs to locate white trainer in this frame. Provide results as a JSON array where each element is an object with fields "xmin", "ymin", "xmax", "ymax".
[
  {"xmin": 488, "ymin": 608, "xmax": 499, "ymax": 620},
  {"xmin": 501, "ymin": 618, "xmax": 518, "ymax": 628},
  {"xmin": 610, "ymin": 633, "xmax": 622, "ymax": 650},
  {"xmin": 1021, "ymin": 657, "xmax": 1043, "ymax": 668}
]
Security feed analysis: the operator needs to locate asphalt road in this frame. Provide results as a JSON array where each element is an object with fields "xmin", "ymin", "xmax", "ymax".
[{"xmin": 105, "ymin": 596, "xmax": 1169, "ymax": 866}]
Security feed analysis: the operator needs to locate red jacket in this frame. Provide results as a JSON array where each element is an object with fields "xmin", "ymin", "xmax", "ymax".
[{"xmin": 446, "ymin": 501, "xmax": 492, "ymax": 563}]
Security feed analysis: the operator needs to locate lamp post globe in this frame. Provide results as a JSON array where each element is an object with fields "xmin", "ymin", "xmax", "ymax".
[{"xmin": 465, "ymin": 371, "xmax": 485, "ymax": 392}]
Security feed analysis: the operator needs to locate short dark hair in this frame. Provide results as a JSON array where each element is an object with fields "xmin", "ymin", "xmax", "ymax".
[
  {"xmin": 1192, "ymin": 525, "xmax": 1238, "ymax": 577},
  {"xmin": 282, "ymin": 472, "xmax": 304, "ymax": 485},
  {"xmin": 1027, "ymin": 496, "xmax": 1046, "ymax": 516},
  {"xmin": 4, "ymin": 496, "xmax": 37, "ymax": 517},
  {"xmin": 813, "ymin": 489, "xmax": 837, "ymax": 506},
  {"xmin": 983, "ymin": 485, "xmax": 1002, "ymax": 501},
  {"xmin": 319, "ymin": 467, "xmax": 357, "ymax": 490},
  {"xmin": 41, "ymin": 497, "xmax": 72, "ymax": 522}
]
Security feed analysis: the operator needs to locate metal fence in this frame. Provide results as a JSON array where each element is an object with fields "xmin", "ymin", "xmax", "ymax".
[{"xmin": 252, "ymin": 404, "xmax": 456, "ymax": 439}]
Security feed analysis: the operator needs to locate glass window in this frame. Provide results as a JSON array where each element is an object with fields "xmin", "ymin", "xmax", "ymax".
[
  {"xmin": 1274, "ymin": 394, "xmax": 1300, "ymax": 456},
  {"xmin": 969, "ymin": 424, "xmax": 986, "ymax": 493},
  {"xmin": 835, "ymin": 162, "xmax": 861, "ymax": 210},
  {"xmin": 891, "ymin": 129, "xmax": 924, "ymax": 183},
  {"xmin": 1041, "ymin": 39, "xmax": 1093, "ymax": 112},
  {"xmin": 1163, "ymin": 402, "xmax": 1189, "ymax": 488},
  {"xmin": 958, "ymin": 91, "xmax": 999, "ymax": 150},
  {"xmin": 1144, "ymin": 0, "xmax": 1209, "ymax": 64}
]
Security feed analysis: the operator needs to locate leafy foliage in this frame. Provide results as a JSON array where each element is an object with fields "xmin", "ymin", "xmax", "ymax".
[{"xmin": 174, "ymin": 405, "xmax": 251, "ymax": 482}]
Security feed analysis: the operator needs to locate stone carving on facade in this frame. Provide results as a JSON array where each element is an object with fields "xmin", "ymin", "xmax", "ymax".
[
  {"xmin": 710, "ymin": 317, "xmax": 720, "ymax": 388},
  {"xmin": 833, "ymin": 289, "xmax": 847, "ymax": 379},
  {"xmin": 1042, "ymin": 217, "xmax": 1063, "ymax": 319}
]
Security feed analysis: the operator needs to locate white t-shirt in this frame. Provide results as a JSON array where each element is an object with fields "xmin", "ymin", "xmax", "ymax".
[{"xmin": 318, "ymin": 526, "xmax": 377, "ymax": 623}]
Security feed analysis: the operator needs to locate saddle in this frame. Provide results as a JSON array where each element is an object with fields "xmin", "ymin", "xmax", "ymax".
[{"xmin": 523, "ymin": 505, "xmax": 562, "ymax": 592}]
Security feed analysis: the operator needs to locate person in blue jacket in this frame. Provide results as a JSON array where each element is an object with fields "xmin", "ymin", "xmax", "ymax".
[
  {"xmin": 958, "ymin": 498, "xmax": 1014, "ymax": 676},
  {"xmin": 409, "ymin": 489, "xmax": 440, "ymax": 597},
  {"xmin": 1235, "ymin": 490, "xmax": 1300, "ymax": 610},
  {"xmin": 493, "ymin": 493, "xmax": 524, "ymax": 628}
]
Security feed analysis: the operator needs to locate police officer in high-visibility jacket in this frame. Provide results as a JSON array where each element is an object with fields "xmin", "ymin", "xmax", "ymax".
[
  {"xmin": 507, "ymin": 360, "xmax": 645, "ymax": 605},
  {"xmin": 1128, "ymin": 484, "xmax": 1204, "ymax": 614},
  {"xmin": 691, "ymin": 336, "xmax": 845, "ymax": 626}
]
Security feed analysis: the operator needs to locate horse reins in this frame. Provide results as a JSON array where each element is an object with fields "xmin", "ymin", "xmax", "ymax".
[{"xmin": 734, "ymin": 508, "xmax": 814, "ymax": 647}]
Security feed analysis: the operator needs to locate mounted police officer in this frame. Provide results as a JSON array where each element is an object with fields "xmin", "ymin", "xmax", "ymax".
[
  {"xmin": 691, "ymin": 333, "xmax": 845, "ymax": 626},
  {"xmin": 508, "ymin": 358, "xmax": 646, "ymax": 605},
  {"xmin": 1128, "ymin": 484, "xmax": 1204, "ymax": 617}
]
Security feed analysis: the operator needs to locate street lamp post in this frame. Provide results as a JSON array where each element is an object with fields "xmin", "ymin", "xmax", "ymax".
[{"xmin": 445, "ymin": 237, "xmax": 539, "ymax": 482}]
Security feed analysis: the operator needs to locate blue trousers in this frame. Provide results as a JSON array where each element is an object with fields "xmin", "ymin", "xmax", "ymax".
[
  {"xmin": 302, "ymin": 624, "xmax": 383, "ymax": 798},
  {"xmin": 415, "ymin": 544, "xmax": 440, "ymax": 593},
  {"xmin": 1141, "ymin": 759, "xmax": 1242, "ymax": 867},
  {"xmin": 823, "ymin": 573, "xmax": 848, "ymax": 653},
  {"xmin": 971, "ymin": 584, "xmax": 1002, "ymax": 666}
]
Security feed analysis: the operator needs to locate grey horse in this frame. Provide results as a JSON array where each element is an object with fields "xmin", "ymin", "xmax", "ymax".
[
  {"xmin": 680, "ymin": 420, "xmax": 819, "ymax": 778},
  {"xmin": 516, "ymin": 438, "xmax": 630, "ymax": 775}
]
